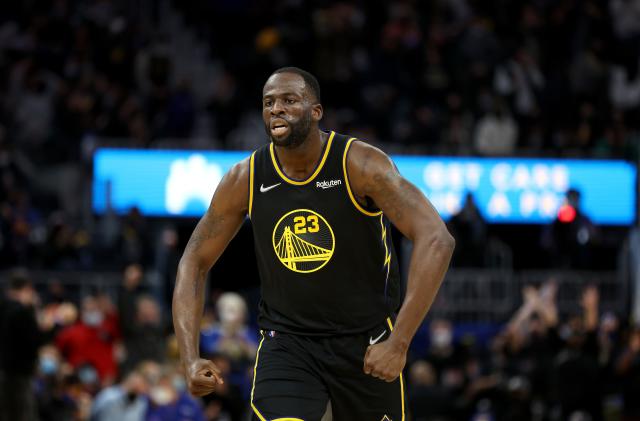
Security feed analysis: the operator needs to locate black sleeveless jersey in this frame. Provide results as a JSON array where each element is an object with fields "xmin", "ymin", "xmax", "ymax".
[{"xmin": 248, "ymin": 131, "xmax": 401, "ymax": 335}]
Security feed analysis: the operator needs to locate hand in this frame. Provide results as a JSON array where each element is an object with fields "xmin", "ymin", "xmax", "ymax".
[
  {"xmin": 185, "ymin": 359, "xmax": 224, "ymax": 397},
  {"xmin": 363, "ymin": 338, "xmax": 407, "ymax": 382},
  {"xmin": 538, "ymin": 281, "xmax": 558, "ymax": 326}
]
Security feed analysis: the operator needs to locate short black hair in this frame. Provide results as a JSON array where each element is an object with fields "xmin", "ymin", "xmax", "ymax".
[{"xmin": 271, "ymin": 66, "xmax": 321, "ymax": 103}]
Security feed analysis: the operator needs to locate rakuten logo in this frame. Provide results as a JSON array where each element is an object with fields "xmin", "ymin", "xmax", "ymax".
[{"xmin": 316, "ymin": 179, "xmax": 342, "ymax": 189}]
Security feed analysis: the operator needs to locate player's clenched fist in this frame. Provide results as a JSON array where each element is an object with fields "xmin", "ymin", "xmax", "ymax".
[
  {"xmin": 185, "ymin": 358, "xmax": 224, "ymax": 396},
  {"xmin": 363, "ymin": 339, "xmax": 407, "ymax": 382}
]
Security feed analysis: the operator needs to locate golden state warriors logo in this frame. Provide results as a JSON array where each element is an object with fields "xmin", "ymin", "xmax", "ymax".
[{"xmin": 272, "ymin": 209, "xmax": 335, "ymax": 273}]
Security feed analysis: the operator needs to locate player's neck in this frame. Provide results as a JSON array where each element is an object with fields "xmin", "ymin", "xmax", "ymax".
[{"xmin": 273, "ymin": 129, "xmax": 327, "ymax": 180}]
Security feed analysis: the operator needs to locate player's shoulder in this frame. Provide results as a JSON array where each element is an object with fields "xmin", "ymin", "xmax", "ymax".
[
  {"xmin": 214, "ymin": 156, "xmax": 251, "ymax": 208},
  {"xmin": 226, "ymin": 156, "xmax": 251, "ymax": 185},
  {"xmin": 345, "ymin": 138, "xmax": 395, "ymax": 177}
]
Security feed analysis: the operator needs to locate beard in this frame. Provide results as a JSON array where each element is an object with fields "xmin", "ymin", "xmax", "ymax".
[{"xmin": 265, "ymin": 111, "xmax": 312, "ymax": 148}]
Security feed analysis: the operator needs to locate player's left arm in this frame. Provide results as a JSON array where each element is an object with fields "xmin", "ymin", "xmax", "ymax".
[{"xmin": 348, "ymin": 141, "xmax": 455, "ymax": 382}]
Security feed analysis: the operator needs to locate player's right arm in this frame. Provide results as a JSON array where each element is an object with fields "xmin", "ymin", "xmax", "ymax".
[{"xmin": 172, "ymin": 158, "xmax": 250, "ymax": 397}]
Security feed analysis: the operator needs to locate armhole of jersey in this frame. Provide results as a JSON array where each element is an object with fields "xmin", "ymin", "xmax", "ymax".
[
  {"xmin": 343, "ymin": 138, "xmax": 383, "ymax": 217},
  {"xmin": 248, "ymin": 151, "xmax": 256, "ymax": 219}
]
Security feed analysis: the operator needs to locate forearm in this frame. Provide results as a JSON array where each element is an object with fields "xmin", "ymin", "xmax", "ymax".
[
  {"xmin": 172, "ymin": 256, "xmax": 208, "ymax": 366},
  {"xmin": 389, "ymin": 231, "xmax": 454, "ymax": 350}
]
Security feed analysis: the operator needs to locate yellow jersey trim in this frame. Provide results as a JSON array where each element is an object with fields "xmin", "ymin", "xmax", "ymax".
[
  {"xmin": 386, "ymin": 318, "xmax": 406, "ymax": 421},
  {"xmin": 249, "ymin": 151, "xmax": 256, "ymax": 219},
  {"xmin": 269, "ymin": 131, "xmax": 335, "ymax": 185},
  {"xmin": 343, "ymin": 138, "xmax": 383, "ymax": 217},
  {"xmin": 250, "ymin": 332, "xmax": 267, "ymax": 421},
  {"xmin": 273, "ymin": 419, "xmax": 305, "ymax": 421}
]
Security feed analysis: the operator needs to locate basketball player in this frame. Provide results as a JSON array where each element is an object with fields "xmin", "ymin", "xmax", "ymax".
[{"xmin": 173, "ymin": 67, "xmax": 455, "ymax": 421}]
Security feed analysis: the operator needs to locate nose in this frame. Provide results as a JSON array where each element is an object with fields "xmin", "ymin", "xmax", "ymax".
[{"xmin": 271, "ymin": 98, "xmax": 285, "ymax": 115}]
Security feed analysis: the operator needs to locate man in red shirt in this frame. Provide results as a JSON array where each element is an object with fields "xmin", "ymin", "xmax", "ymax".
[{"xmin": 56, "ymin": 295, "xmax": 120, "ymax": 384}]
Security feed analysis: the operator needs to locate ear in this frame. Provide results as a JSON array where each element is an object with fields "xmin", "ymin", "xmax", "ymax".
[{"xmin": 311, "ymin": 103, "xmax": 323, "ymax": 122}]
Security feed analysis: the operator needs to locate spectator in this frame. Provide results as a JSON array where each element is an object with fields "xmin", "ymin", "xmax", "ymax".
[
  {"xmin": 448, "ymin": 193, "xmax": 487, "ymax": 267},
  {"xmin": 609, "ymin": 57, "xmax": 640, "ymax": 111},
  {"xmin": 0, "ymin": 269, "xmax": 51, "ymax": 421},
  {"xmin": 542, "ymin": 188, "xmax": 598, "ymax": 269},
  {"xmin": 145, "ymin": 367, "xmax": 205, "ymax": 421},
  {"xmin": 554, "ymin": 286, "xmax": 603, "ymax": 420},
  {"xmin": 200, "ymin": 292, "xmax": 258, "ymax": 364},
  {"xmin": 408, "ymin": 360, "xmax": 457, "ymax": 421},
  {"xmin": 35, "ymin": 345, "xmax": 78, "ymax": 421},
  {"xmin": 119, "ymin": 264, "xmax": 167, "ymax": 372},
  {"xmin": 493, "ymin": 47, "xmax": 544, "ymax": 122},
  {"xmin": 56, "ymin": 294, "xmax": 121, "ymax": 385},
  {"xmin": 424, "ymin": 318, "xmax": 466, "ymax": 392},
  {"xmin": 201, "ymin": 353, "xmax": 246, "ymax": 421},
  {"xmin": 473, "ymin": 97, "xmax": 519, "ymax": 156},
  {"xmin": 91, "ymin": 369, "xmax": 150, "ymax": 421},
  {"xmin": 616, "ymin": 327, "xmax": 640, "ymax": 421}
]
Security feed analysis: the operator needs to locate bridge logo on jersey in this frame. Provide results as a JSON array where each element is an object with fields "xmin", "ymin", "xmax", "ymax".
[{"xmin": 272, "ymin": 209, "xmax": 335, "ymax": 273}]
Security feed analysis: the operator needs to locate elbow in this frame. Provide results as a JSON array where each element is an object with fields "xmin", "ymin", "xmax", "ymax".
[{"xmin": 431, "ymin": 227, "xmax": 455, "ymax": 255}]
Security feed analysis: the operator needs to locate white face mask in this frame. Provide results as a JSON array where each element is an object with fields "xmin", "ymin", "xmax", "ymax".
[
  {"xmin": 432, "ymin": 329, "xmax": 453, "ymax": 348},
  {"xmin": 150, "ymin": 386, "xmax": 174, "ymax": 405},
  {"xmin": 82, "ymin": 310, "xmax": 104, "ymax": 327}
]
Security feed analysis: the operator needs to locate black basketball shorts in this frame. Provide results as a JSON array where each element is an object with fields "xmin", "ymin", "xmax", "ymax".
[{"xmin": 250, "ymin": 317, "xmax": 406, "ymax": 421}]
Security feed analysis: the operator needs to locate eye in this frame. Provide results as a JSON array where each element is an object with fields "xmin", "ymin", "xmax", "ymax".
[
  {"xmin": 286, "ymin": 98, "xmax": 297, "ymax": 104},
  {"xmin": 263, "ymin": 99, "xmax": 272, "ymax": 107}
]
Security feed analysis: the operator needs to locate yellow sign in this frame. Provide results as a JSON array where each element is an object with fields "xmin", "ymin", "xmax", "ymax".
[{"xmin": 272, "ymin": 209, "xmax": 335, "ymax": 273}]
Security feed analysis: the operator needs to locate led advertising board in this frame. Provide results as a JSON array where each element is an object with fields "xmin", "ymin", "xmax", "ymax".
[{"xmin": 93, "ymin": 149, "xmax": 636, "ymax": 225}]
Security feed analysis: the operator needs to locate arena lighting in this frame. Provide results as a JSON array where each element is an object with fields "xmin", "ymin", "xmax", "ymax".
[
  {"xmin": 557, "ymin": 204, "xmax": 577, "ymax": 223},
  {"xmin": 93, "ymin": 149, "xmax": 637, "ymax": 225}
]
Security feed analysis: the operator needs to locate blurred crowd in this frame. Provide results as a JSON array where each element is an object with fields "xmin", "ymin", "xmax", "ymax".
[
  {"xmin": 407, "ymin": 281, "xmax": 640, "ymax": 421},
  {"xmin": 0, "ymin": 266, "xmax": 256, "ymax": 421},
  {"xmin": 0, "ymin": 1, "xmax": 638, "ymax": 159},
  {"xmin": 2, "ymin": 267, "xmax": 640, "ymax": 421}
]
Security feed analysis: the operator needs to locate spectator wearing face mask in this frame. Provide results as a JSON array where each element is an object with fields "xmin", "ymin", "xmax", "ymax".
[
  {"xmin": 425, "ymin": 319, "xmax": 467, "ymax": 391},
  {"xmin": 55, "ymin": 294, "xmax": 121, "ymax": 385},
  {"xmin": 200, "ymin": 292, "xmax": 258, "ymax": 364},
  {"xmin": 91, "ymin": 369, "xmax": 150, "ymax": 421},
  {"xmin": 35, "ymin": 345, "xmax": 81, "ymax": 421},
  {"xmin": 145, "ymin": 368, "xmax": 205, "ymax": 421}
]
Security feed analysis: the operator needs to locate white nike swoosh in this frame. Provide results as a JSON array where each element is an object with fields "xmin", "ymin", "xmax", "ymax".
[
  {"xmin": 260, "ymin": 183, "xmax": 281, "ymax": 193},
  {"xmin": 369, "ymin": 329, "xmax": 387, "ymax": 345}
]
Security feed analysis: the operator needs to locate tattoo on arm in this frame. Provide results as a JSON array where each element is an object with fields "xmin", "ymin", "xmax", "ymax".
[
  {"xmin": 185, "ymin": 207, "xmax": 225, "ymax": 253},
  {"xmin": 363, "ymin": 170, "xmax": 420, "ymax": 223},
  {"xmin": 184, "ymin": 207, "xmax": 225, "ymax": 297}
]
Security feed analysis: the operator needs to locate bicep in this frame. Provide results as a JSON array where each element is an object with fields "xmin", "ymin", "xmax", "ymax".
[
  {"xmin": 368, "ymin": 170, "xmax": 445, "ymax": 241},
  {"xmin": 349, "ymin": 143, "xmax": 446, "ymax": 240}
]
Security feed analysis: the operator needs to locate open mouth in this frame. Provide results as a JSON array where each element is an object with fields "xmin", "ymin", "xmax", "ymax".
[{"xmin": 270, "ymin": 119, "xmax": 289, "ymax": 136}]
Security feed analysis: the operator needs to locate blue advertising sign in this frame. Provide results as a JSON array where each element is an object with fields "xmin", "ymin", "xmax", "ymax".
[{"xmin": 93, "ymin": 149, "xmax": 636, "ymax": 225}]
